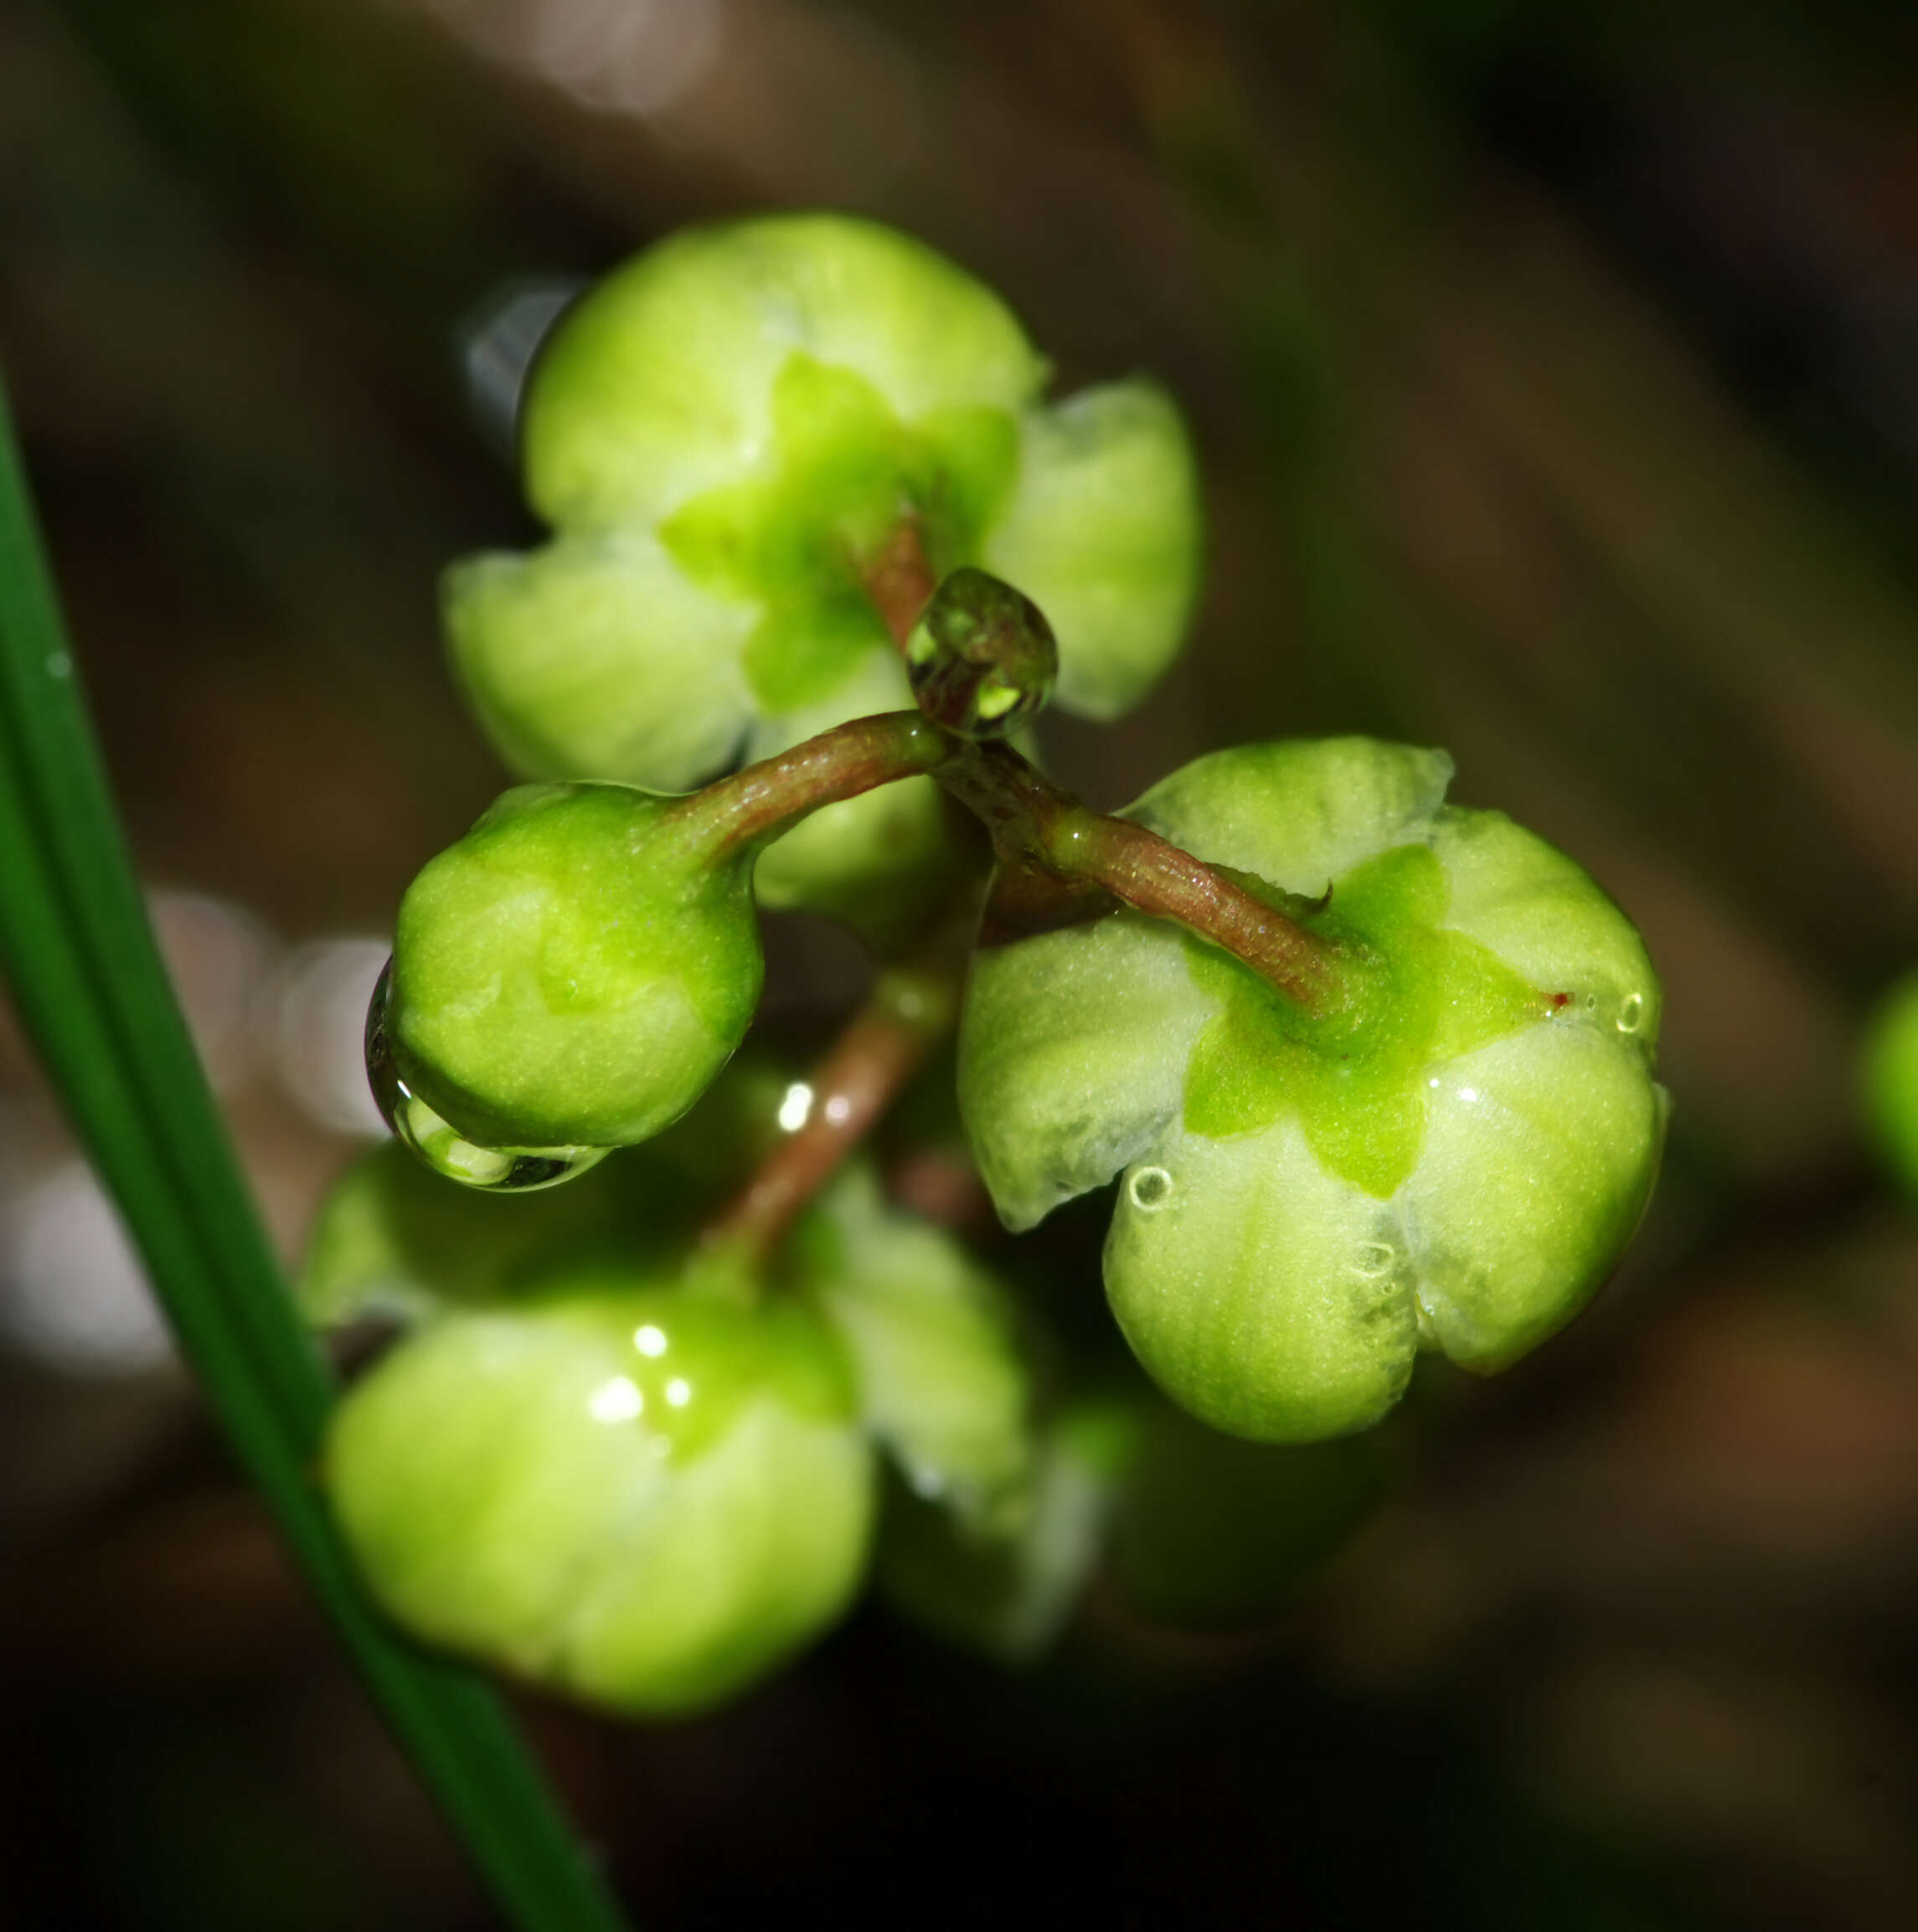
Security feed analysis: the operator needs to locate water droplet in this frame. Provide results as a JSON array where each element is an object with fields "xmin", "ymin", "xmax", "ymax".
[
  {"xmin": 1616, "ymin": 991, "xmax": 1645, "ymax": 1034},
  {"xmin": 905, "ymin": 568, "xmax": 1058, "ymax": 738},
  {"xmin": 1583, "ymin": 993, "xmax": 1599, "ymax": 1014},
  {"xmin": 1128, "ymin": 1167, "xmax": 1173, "ymax": 1213},
  {"xmin": 363, "ymin": 959, "xmax": 611, "ymax": 1193},
  {"xmin": 1353, "ymin": 1241, "xmax": 1397, "ymax": 1279}
]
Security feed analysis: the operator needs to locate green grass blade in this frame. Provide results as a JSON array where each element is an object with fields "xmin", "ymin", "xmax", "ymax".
[{"xmin": 0, "ymin": 374, "xmax": 632, "ymax": 1932}]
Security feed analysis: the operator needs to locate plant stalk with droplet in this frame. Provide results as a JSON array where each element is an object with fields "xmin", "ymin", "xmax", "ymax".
[{"xmin": 672, "ymin": 531, "xmax": 1360, "ymax": 1270}]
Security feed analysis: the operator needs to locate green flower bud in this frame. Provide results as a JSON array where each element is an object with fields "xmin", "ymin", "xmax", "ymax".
[
  {"xmin": 447, "ymin": 213, "xmax": 1202, "ymax": 918},
  {"xmin": 876, "ymin": 1397, "xmax": 1131, "ymax": 1662},
  {"xmin": 958, "ymin": 737, "xmax": 1668, "ymax": 1443},
  {"xmin": 1864, "ymin": 971, "xmax": 1918, "ymax": 1198},
  {"xmin": 380, "ymin": 781, "xmax": 761, "ymax": 1162},
  {"xmin": 325, "ymin": 1261, "xmax": 874, "ymax": 1717},
  {"xmin": 788, "ymin": 1163, "xmax": 1033, "ymax": 1533}
]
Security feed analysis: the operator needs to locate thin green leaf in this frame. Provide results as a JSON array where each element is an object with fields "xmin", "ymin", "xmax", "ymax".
[{"xmin": 0, "ymin": 375, "xmax": 632, "ymax": 1932}]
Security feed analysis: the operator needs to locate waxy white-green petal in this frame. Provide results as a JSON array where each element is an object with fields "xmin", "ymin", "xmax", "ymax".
[
  {"xmin": 445, "ymin": 530, "xmax": 754, "ymax": 793},
  {"xmin": 524, "ymin": 215, "xmax": 1047, "ymax": 529},
  {"xmin": 1105, "ymin": 1121, "xmax": 1420, "ymax": 1441},
  {"xmin": 798, "ymin": 1167, "xmax": 1032, "ymax": 1531},
  {"xmin": 1402, "ymin": 1023, "xmax": 1668, "ymax": 1369},
  {"xmin": 877, "ymin": 1399, "xmax": 1127, "ymax": 1662},
  {"xmin": 959, "ymin": 913, "xmax": 1219, "ymax": 1232},
  {"xmin": 1427, "ymin": 806, "xmax": 1660, "ymax": 1048},
  {"xmin": 327, "ymin": 1291, "xmax": 874, "ymax": 1717},
  {"xmin": 330, "ymin": 1307, "xmax": 670, "ymax": 1683},
  {"xmin": 555, "ymin": 1405, "xmax": 873, "ymax": 1715},
  {"xmin": 1125, "ymin": 737, "xmax": 1452, "ymax": 892},
  {"xmin": 984, "ymin": 379, "xmax": 1201, "ymax": 721}
]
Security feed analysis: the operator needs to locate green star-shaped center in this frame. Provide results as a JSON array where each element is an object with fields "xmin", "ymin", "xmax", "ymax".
[
  {"xmin": 1182, "ymin": 843, "xmax": 1547, "ymax": 1198},
  {"xmin": 658, "ymin": 353, "xmax": 1018, "ymax": 714}
]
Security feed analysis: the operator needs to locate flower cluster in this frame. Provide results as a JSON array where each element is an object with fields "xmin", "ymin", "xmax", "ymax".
[{"xmin": 303, "ymin": 212, "xmax": 1668, "ymax": 1716}]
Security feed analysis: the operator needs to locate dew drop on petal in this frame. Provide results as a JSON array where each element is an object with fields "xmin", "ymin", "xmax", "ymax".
[
  {"xmin": 1616, "ymin": 991, "xmax": 1645, "ymax": 1034},
  {"xmin": 1128, "ymin": 1166, "xmax": 1173, "ymax": 1213},
  {"xmin": 363, "ymin": 958, "xmax": 612, "ymax": 1193}
]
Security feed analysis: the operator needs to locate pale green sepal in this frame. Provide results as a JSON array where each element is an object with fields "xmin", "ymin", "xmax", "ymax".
[
  {"xmin": 795, "ymin": 1165, "xmax": 1032, "ymax": 1532},
  {"xmin": 876, "ymin": 1399, "xmax": 1128, "ymax": 1662},
  {"xmin": 523, "ymin": 214, "xmax": 1047, "ymax": 530},
  {"xmin": 444, "ymin": 530, "xmax": 754, "ymax": 793},
  {"xmin": 1402, "ymin": 1022, "xmax": 1669, "ymax": 1371},
  {"xmin": 958, "ymin": 913, "xmax": 1218, "ymax": 1232},
  {"xmin": 1123, "ymin": 737, "xmax": 1451, "ymax": 894},
  {"xmin": 1104, "ymin": 1120, "xmax": 1419, "ymax": 1442},
  {"xmin": 1428, "ymin": 806, "xmax": 1661, "ymax": 1049},
  {"xmin": 746, "ymin": 649, "xmax": 951, "ymax": 936},
  {"xmin": 983, "ymin": 379, "xmax": 1201, "ymax": 721}
]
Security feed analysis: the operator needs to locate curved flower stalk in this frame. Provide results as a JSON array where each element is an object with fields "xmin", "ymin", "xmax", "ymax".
[{"xmin": 959, "ymin": 737, "xmax": 1668, "ymax": 1442}]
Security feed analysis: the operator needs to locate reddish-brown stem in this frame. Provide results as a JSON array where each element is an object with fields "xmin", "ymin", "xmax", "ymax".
[
  {"xmin": 662, "ymin": 708, "xmax": 950, "ymax": 863},
  {"xmin": 699, "ymin": 949, "xmax": 962, "ymax": 1267},
  {"xmin": 856, "ymin": 526, "xmax": 1348, "ymax": 1012},
  {"xmin": 939, "ymin": 739, "xmax": 1349, "ymax": 1016},
  {"xmin": 682, "ymin": 524, "xmax": 1349, "ymax": 1265}
]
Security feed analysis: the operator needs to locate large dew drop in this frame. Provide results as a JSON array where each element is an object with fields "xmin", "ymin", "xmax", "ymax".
[{"xmin": 363, "ymin": 960, "xmax": 611, "ymax": 1193}]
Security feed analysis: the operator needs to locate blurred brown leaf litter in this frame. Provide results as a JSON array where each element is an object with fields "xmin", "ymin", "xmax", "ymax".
[{"xmin": 4, "ymin": 0, "xmax": 1918, "ymax": 1924}]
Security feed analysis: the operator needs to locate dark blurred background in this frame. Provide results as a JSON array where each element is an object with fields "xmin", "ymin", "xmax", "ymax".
[{"xmin": 4, "ymin": 1, "xmax": 1918, "ymax": 1925}]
